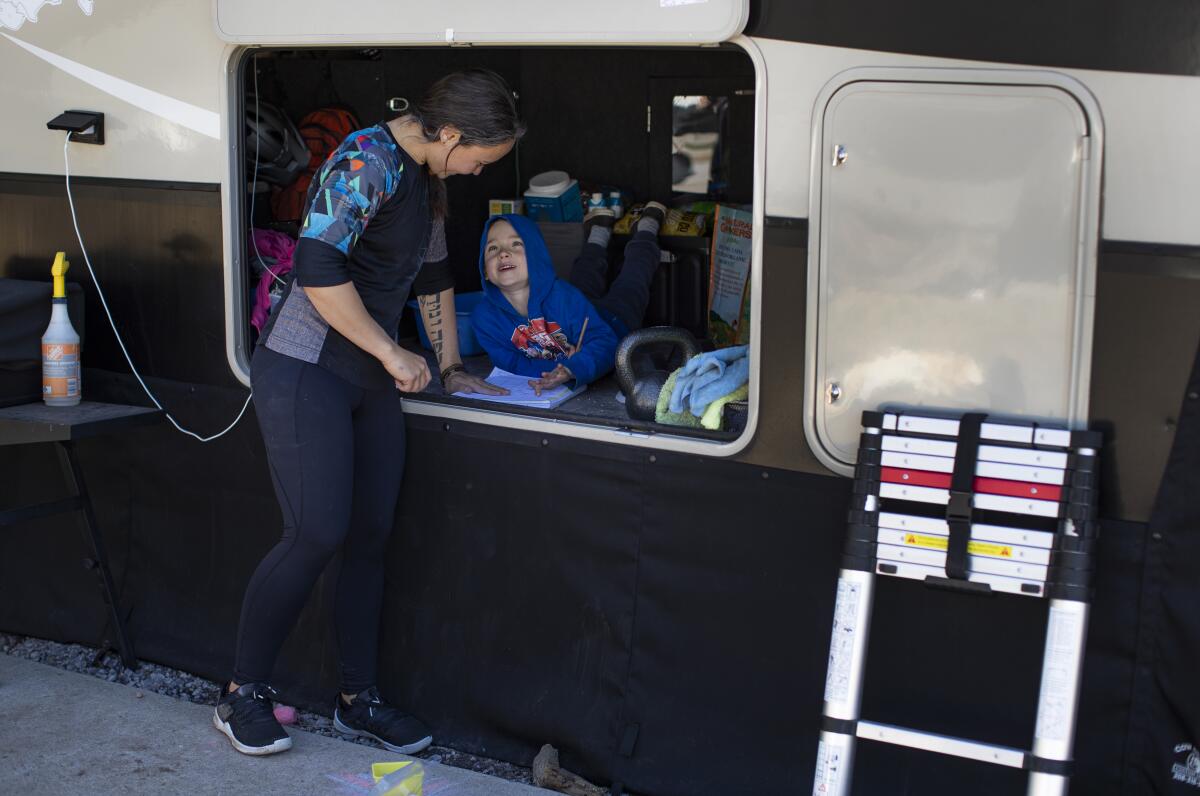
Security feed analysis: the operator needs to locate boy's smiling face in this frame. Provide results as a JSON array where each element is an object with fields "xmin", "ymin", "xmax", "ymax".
[{"xmin": 483, "ymin": 219, "xmax": 529, "ymax": 290}]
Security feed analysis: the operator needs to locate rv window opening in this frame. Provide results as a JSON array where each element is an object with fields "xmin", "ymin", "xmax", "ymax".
[{"xmin": 231, "ymin": 44, "xmax": 758, "ymax": 447}]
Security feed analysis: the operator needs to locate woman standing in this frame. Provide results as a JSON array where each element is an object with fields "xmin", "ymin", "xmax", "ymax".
[{"xmin": 214, "ymin": 69, "xmax": 524, "ymax": 756}]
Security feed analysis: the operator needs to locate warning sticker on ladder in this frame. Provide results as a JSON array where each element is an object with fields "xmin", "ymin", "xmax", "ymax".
[
  {"xmin": 824, "ymin": 580, "xmax": 861, "ymax": 704},
  {"xmin": 899, "ymin": 531, "xmax": 1015, "ymax": 559},
  {"xmin": 1035, "ymin": 605, "xmax": 1084, "ymax": 743},
  {"xmin": 813, "ymin": 739, "xmax": 843, "ymax": 795}
]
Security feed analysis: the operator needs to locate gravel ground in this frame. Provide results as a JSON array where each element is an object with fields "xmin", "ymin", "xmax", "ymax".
[{"xmin": 0, "ymin": 633, "xmax": 535, "ymax": 786}]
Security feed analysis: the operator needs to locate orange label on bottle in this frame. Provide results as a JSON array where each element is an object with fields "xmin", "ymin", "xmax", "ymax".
[{"xmin": 42, "ymin": 342, "xmax": 81, "ymax": 398}]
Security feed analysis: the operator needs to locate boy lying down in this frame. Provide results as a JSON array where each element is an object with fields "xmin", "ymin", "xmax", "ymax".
[{"xmin": 470, "ymin": 203, "xmax": 668, "ymax": 395}]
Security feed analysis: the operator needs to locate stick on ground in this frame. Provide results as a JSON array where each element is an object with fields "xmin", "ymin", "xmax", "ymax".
[{"xmin": 531, "ymin": 744, "xmax": 607, "ymax": 796}]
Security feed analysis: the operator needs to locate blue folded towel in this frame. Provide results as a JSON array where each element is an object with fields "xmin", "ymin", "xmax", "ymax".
[{"xmin": 669, "ymin": 345, "xmax": 750, "ymax": 417}]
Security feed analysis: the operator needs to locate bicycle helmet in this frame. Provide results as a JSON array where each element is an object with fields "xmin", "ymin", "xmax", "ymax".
[{"xmin": 244, "ymin": 96, "xmax": 308, "ymax": 187}]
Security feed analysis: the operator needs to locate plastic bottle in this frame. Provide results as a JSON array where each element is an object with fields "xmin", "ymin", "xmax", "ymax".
[
  {"xmin": 608, "ymin": 190, "xmax": 623, "ymax": 219},
  {"xmin": 587, "ymin": 191, "xmax": 606, "ymax": 213},
  {"xmin": 42, "ymin": 251, "xmax": 81, "ymax": 407}
]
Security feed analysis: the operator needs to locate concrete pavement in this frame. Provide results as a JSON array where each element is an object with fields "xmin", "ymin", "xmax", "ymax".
[{"xmin": 0, "ymin": 653, "xmax": 549, "ymax": 795}]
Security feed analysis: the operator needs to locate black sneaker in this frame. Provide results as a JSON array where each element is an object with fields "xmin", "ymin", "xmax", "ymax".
[
  {"xmin": 333, "ymin": 686, "xmax": 433, "ymax": 754},
  {"xmin": 212, "ymin": 682, "xmax": 293, "ymax": 756},
  {"xmin": 640, "ymin": 200, "xmax": 667, "ymax": 226}
]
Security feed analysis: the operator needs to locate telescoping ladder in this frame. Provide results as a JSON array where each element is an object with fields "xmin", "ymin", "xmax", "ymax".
[{"xmin": 812, "ymin": 411, "xmax": 1101, "ymax": 796}]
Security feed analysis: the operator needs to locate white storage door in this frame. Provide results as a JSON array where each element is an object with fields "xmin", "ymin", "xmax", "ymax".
[
  {"xmin": 214, "ymin": 0, "xmax": 747, "ymax": 45},
  {"xmin": 805, "ymin": 73, "xmax": 1102, "ymax": 473}
]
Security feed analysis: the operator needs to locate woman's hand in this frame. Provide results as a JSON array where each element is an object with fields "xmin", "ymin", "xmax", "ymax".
[
  {"xmin": 444, "ymin": 368, "xmax": 510, "ymax": 396},
  {"xmin": 528, "ymin": 363, "xmax": 574, "ymax": 396},
  {"xmin": 381, "ymin": 346, "xmax": 432, "ymax": 393}
]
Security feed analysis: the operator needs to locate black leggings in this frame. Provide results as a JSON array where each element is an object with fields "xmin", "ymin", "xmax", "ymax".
[
  {"xmin": 233, "ymin": 346, "xmax": 405, "ymax": 693},
  {"xmin": 568, "ymin": 229, "xmax": 660, "ymax": 336}
]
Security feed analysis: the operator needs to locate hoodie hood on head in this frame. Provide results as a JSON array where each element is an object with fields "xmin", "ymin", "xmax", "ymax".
[
  {"xmin": 470, "ymin": 213, "xmax": 622, "ymax": 387},
  {"xmin": 478, "ymin": 214, "xmax": 557, "ymax": 318}
]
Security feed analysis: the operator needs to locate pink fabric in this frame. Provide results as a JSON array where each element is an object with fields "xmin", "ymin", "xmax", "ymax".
[{"xmin": 249, "ymin": 229, "xmax": 296, "ymax": 332}]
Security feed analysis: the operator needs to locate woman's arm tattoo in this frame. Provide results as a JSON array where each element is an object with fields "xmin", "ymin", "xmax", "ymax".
[{"xmin": 418, "ymin": 293, "xmax": 446, "ymax": 364}]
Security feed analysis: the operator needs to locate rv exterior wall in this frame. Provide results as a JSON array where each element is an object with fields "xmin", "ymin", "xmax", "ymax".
[
  {"xmin": 0, "ymin": 0, "xmax": 226, "ymax": 183},
  {"xmin": 213, "ymin": 0, "xmax": 750, "ymax": 44},
  {"xmin": 0, "ymin": 0, "xmax": 1196, "ymax": 499},
  {"xmin": 3, "ymin": 3, "xmax": 1198, "ymax": 242},
  {"xmin": 753, "ymin": 37, "xmax": 1200, "ymax": 247}
]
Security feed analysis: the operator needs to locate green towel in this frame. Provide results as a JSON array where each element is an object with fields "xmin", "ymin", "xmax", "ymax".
[
  {"xmin": 655, "ymin": 369, "xmax": 703, "ymax": 428},
  {"xmin": 699, "ymin": 382, "xmax": 749, "ymax": 430},
  {"xmin": 655, "ymin": 369, "xmax": 749, "ymax": 430}
]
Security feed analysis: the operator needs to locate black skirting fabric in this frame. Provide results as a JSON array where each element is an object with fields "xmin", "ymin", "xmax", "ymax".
[
  {"xmin": 0, "ymin": 364, "xmax": 1195, "ymax": 794},
  {"xmin": 1123, "ymin": 336, "xmax": 1200, "ymax": 794}
]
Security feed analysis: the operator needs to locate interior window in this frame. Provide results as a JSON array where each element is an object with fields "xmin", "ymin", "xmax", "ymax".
[{"xmin": 671, "ymin": 95, "xmax": 727, "ymax": 195}]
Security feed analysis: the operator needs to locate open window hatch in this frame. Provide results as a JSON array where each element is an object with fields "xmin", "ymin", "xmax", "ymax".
[{"xmin": 234, "ymin": 44, "xmax": 757, "ymax": 444}]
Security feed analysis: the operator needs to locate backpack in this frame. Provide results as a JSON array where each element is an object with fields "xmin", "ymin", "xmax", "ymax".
[{"xmin": 270, "ymin": 107, "xmax": 361, "ymax": 223}]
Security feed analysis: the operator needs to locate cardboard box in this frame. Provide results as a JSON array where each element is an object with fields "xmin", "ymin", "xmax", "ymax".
[
  {"xmin": 614, "ymin": 204, "xmax": 708, "ymax": 236},
  {"xmin": 488, "ymin": 198, "xmax": 525, "ymax": 216}
]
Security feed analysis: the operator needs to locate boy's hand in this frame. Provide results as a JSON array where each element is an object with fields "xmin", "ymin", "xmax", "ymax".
[
  {"xmin": 444, "ymin": 369, "xmax": 509, "ymax": 396},
  {"xmin": 529, "ymin": 364, "xmax": 574, "ymax": 396}
]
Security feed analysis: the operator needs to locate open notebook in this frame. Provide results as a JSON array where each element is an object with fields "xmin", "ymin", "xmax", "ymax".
[{"xmin": 452, "ymin": 367, "xmax": 587, "ymax": 410}]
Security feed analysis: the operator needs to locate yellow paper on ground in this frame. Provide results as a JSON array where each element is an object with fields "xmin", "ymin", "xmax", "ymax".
[{"xmin": 371, "ymin": 760, "xmax": 424, "ymax": 796}]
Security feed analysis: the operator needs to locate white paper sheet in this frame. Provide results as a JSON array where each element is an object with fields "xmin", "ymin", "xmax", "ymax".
[{"xmin": 452, "ymin": 367, "xmax": 586, "ymax": 409}]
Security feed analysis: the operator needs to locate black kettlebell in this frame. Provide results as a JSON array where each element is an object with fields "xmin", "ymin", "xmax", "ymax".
[{"xmin": 614, "ymin": 327, "xmax": 701, "ymax": 421}]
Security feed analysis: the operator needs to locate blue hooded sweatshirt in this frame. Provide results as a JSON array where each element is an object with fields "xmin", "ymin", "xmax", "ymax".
[{"xmin": 470, "ymin": 214, "xmax": 619, "ymax": 387}]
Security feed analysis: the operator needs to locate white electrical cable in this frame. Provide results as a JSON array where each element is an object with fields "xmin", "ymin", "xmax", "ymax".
[
  {"xmin": 63, "ymin": 133, "xmax": 253, "ymax": 443},
  {"xmin": 248, "ymin": 55, "xmax": 287, "ymax": 287}
]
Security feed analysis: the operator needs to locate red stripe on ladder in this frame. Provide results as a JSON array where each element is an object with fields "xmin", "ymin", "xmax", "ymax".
[
  {"xmin": 973, "ymin": 477, "xmax": 1062, "ymax": 501},
  {"xmin": 880, "ymin": 467, "xmax": 950, "ymax": 489},
  {"xmin": 879, "ymin": 468, "xmax": 1065, "ymax": 502}
]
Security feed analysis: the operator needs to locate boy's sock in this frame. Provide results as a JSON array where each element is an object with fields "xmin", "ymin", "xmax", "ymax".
[
  {"xmin": 583, "ymin": 207, "xmax": 615, "ymax": 249},
  {"xmin": 588, "ymin": 225, "xmax": 612, "ymax": 249},
  {"xmin": 636, "ymin": 201, "xmax": 667, "ymax": 238}
]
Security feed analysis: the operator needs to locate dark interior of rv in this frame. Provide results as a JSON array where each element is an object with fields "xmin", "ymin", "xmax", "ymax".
[{"xmin": 240, "ymin": 46, "xmax": 755, "ymax": 438}]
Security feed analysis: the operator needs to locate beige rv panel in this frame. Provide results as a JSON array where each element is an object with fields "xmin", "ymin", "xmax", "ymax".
[
  {"xmin": 0, "ymin": 0, "xmax": 226, "ymax": 183},
  {"xmin": 752, "ymin": 38, "xmax": 1200, "ymax": 247},
  {"xmin": 213, "ymin": 0, "xmax": 749, "ymax": 45}
]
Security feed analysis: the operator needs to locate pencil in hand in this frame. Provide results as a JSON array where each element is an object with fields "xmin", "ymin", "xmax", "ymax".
[{"xmin": 570, "ymin": 317, "xmax": 589, "ymax": 358}]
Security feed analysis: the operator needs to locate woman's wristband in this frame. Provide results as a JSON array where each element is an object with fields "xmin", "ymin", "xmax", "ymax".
[{"xmin": 439, "ymin": 362, "xmax": 466, "ymax": 388}]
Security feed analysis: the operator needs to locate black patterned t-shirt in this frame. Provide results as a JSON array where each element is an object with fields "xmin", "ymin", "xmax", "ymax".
[{"xmin": 261, "ymin": 123, "xmax": 430, "ymax": 389}]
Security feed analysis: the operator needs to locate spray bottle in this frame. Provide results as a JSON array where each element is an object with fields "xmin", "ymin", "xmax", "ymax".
[{"xmin": 42, "ymin": 251, "xmax": 81, "ymax": 407}]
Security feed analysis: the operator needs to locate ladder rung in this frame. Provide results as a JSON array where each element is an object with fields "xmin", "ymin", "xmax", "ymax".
[
  {"xmin": 856, "ymin": 720, "xmax": 1027, "ymax": 768},
  {"xmin": 880, "ymin": 413, "xmax": 1076, "ymax": 449},
  {"xmin": 876, "ymin": 538, "xmax": 1050, "ymax": 578},
  {"xmin": 878, "ymin": 513, "xmax": 1055, "ymax": 550},
  {"xmin": 875, "ymin": 559, "xmax": 1045, "ymax": 597},
  {"xmin": 881, "ymin": 436, "xmax": 1071, "ymax": 469},
  {"xmin": 878, "ymin": 533, "xmax": 1056, "ymax": 569},
  {"xmin": 878, "ymin": 482, "xmax": 1063, "ymax": 518},
  {"xmin": 880, "ymin": 451, "xmax": 1069, "ymax": 485},
  {"xmin": 880, "ymin": 466, "xmax": 1063, "ymax": 502}
]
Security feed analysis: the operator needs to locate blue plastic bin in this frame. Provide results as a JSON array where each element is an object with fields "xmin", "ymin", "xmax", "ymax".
[{"xmin": 406, "ymin": 291, "xmax": 486, "ymax": 356}]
